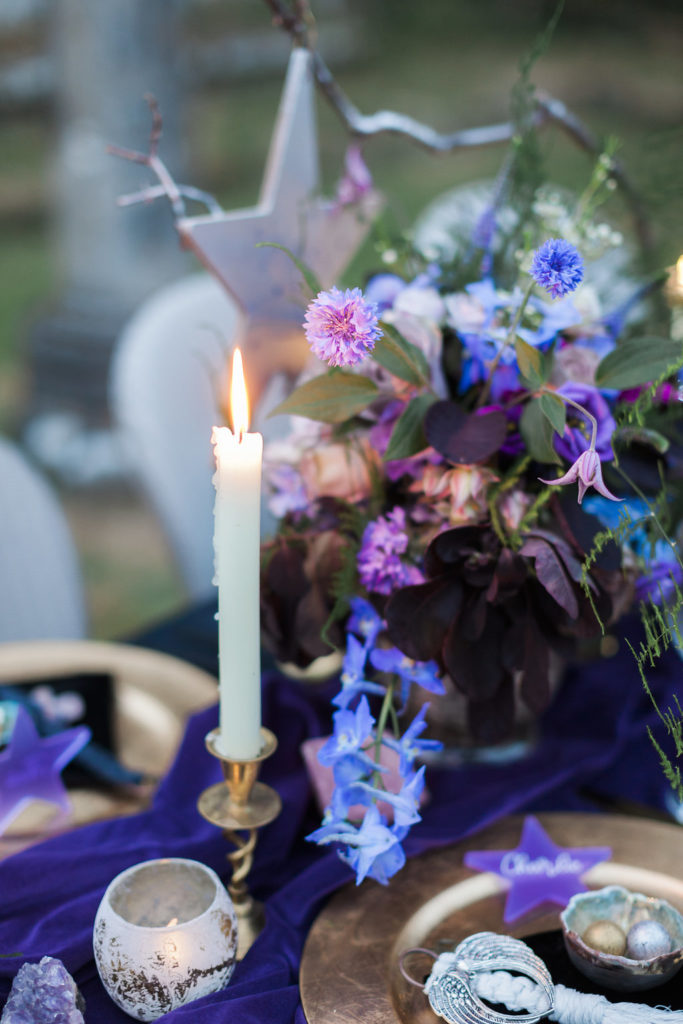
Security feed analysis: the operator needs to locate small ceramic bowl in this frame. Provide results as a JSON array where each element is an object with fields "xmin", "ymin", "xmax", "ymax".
[{"xmin": 560, "ymin": 885, "xmax": 683, "ymax": 992}]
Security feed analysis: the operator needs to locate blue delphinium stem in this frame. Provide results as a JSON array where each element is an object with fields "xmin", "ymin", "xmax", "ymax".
[{"xmin": 373, "ymin": 680, "xmax": 396, "ymax": 786}]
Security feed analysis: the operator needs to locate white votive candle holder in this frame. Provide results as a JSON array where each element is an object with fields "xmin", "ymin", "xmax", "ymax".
[{"xmin": 93, "ymin": 858, "xmax": 237, "ymax": 1021}]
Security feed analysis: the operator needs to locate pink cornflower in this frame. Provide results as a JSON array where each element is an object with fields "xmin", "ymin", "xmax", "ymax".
[
  {"xmin": 540, "ymin": 448, "xmax": 621, "ymax": 505},
  {"xmin": 304, "ymin": 287, "xmax": 381, "ymax": 367}
]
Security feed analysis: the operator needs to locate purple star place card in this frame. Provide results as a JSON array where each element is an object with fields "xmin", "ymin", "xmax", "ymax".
[
  {"xmin": 464, "ymin": 816, "xmax": 611, "ymax": 923},
  {"xmin": 0, "ymin": 704, "xmax": 90, "ymax": 835}
]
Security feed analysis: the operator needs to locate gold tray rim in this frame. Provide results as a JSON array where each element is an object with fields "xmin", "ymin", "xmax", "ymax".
[
  {"xmin": 0, "ymin": 640, "xmax": 217, "ymax": 859},
  {"xmin": 300, "ymin": 812, "xmax": 683, "ymax": 1024}
]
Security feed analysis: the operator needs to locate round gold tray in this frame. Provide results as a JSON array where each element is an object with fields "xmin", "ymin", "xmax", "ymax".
[
  {"xmin": 0, "ymin": 640, "xmax": 217, "ymax": 859},
  {"xmin": 300, "ymin": 812, "xmax": 683, "ymax": 1024}
]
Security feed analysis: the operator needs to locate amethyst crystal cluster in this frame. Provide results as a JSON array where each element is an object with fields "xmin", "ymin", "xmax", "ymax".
[{"xmin": 1, "ymin": 957, "xmax": 85, "ymax": 1024}]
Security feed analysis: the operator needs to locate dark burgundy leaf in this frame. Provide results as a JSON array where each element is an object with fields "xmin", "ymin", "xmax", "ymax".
[
  {"xmin": 443, "ymin": 607, "xmax": 504, "ymax": 700},
  {"xmin": 519, "ymin": 537, "xmax": 579, "ymax": 619},
  {"xmin": 467, "ymin": 676, "xmax": 515, "ymax": 744},
  {"xmin": 385, "ymin": 578, "xmax": 463, "ymax": 662},
  {"xmin": 528, "ymin": 577, "xmax": 575, "ymax": 634},
  {"xmin": 423, "ymin": 401, "xmax": 467, "ymax": 456},
  {"xmin": 260, "ymin": 545, "xmax": 312, "ymax": 663},
  {"xmin": 462, "ymin": 551, "xmax": 497, "ymax": 588},
  {"xmin": 425, "ymin": 402, "xmax": 508, "ymax": 464},
  {"xmin": 426, "ymin": 525, "xmax": 487, "ymax": 572},
  {"xmin": 266, "ymin": 544, "xmax": 308, "ymax": 598},
  {"xmin": 520, "ymin": 614, "xmax": 551, "ymax": 713},
  {"xmin": 501, "ymin": 619, "xmax": 525, "ymax": 673},
  {"xmin": 524, "ymin": 528, "xmax": 586, "ymax": 586},
  {"xmin": 460, "ymin": 591, "xmax": 488, "ymax": 642},
  {"xmin": 494, "ymin": 548, "xmax": 528, "ymax": 592}
]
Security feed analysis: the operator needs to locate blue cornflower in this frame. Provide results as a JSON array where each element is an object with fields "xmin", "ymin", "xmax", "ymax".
[
  {"xmin": 304, "ymin": 287, "xmax": 382, "ymax": 367},
  {"xmin": 347, "ymin": 596, "xmax": 384, "ymax": 648},
  {"xmin": 369, "ymin": 646, "xmax": 445, "ymax": 707},
  {"xmin": 382, "ymin": 704, "xmax": 443, "ymax": 776},
  {"xmin": 530, "ymin": 238, "xmax": 584, "ymax": 299},
  {"xmin": 318, "ymin": 696, "xmax": 375, "ymax": 766},
  {"xmin": 332, "ymin": 634, "xmax": 386, "ymax": 709}
]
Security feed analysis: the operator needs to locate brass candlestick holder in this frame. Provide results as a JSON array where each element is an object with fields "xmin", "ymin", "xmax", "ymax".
[{"xmin": 197, "ymin": 727, "xmax": 282, "ymax": 959}]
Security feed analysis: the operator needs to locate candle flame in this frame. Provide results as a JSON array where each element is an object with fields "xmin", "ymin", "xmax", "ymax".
[
  {"xmin": 166, "ymin": 917, "xmax": 179, "ymax": 927},
  {"xmin": 230, "ymin": 348, "xmax": 249, "ymax": 441},
  {"xmin": 676, "ymin": 255, "xmax": 683, "ymax": 290}
]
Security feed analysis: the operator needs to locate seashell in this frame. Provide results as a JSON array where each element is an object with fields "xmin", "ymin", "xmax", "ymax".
[{"xmin": 560, "ymin": 884, "xmax": 683, "ymax": 992}]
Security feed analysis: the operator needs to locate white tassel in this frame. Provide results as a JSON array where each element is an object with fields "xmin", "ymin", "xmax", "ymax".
[{"xmin": 474, "ymin": 969, "xmax": 683, "ymax": 1024}]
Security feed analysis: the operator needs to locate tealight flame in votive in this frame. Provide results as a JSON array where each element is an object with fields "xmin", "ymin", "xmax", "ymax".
[
  {"xmin": 230, "ymin": 348, "xmax": 250, "ymax": 442},
  {"xmin": 166, "ymin": 917, "xmax": 179, "ymax": 927}
]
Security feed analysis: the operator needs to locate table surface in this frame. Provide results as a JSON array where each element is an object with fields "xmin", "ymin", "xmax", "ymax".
[{"xmin": 0, "ymin": 601, "xmax": 681, "ymax": 1023}]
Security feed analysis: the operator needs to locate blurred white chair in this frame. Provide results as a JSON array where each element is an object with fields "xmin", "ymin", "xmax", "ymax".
[
  {"xmin": 110, "ymin": 273, "xmax": 304, "ymax": 602},
  {"xmin": 0, "ymin": 436, "xmax": 87, "ymax": 641}
]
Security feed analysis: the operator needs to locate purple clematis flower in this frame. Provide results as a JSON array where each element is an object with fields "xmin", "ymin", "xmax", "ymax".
[
  {"xmin": 304, "ymin": 286, "xmax": 382, "ymax": 367},
  {"xmin": 530, "ymin": 238, "xmax": 584, "ymax": 298},
  {"xmin": 540, "ymin": 448, "xmax": 621, "ymax": 505},
  {"xmin": 554, "ymin": 383, "xmax": 616, "ymax": 463},
  {"xmin": 334, "ymin": 143, "xmax": 373, "ymax": 208}
]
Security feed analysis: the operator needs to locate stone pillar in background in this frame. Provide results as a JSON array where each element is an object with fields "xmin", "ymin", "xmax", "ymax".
[{"xmin": 26, "ymin": 0, "xmax": 189, "ymax": 479}]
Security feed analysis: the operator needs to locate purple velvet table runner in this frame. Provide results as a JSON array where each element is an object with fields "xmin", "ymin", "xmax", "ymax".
[{"xmin": 0, "ymin": 615, "xmax": 681, "ymax": 1022}]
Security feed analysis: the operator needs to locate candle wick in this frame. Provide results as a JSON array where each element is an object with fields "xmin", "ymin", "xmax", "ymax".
[{"xmin": 238, "ymin": 428, "xmax": 245, "ymax": 444}]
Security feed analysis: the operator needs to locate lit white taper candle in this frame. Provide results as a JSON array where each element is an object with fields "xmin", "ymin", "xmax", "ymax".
[{"xmin": 211, "ymin": 348, "xmax": 263, "ymax": 759}]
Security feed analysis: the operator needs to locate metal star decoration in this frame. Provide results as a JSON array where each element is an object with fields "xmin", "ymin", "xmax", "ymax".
[
  {"xmin": 0, "ymin": 705, "xmax": 91, "ymax": 835},
  {"xmin": 175, "ymin": 47, "xmax": 382, "ymax": 322},
  {"xmin": 464, "ymin": 816, "xmax": 611, "ymax": 923}
]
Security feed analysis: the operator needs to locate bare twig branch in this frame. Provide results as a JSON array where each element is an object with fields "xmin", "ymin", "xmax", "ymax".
[
  {"xmin": 108, "ymin": 95, "xmax": 222, "ymax": 218},
  {"xmin": 261, "ymin": 0, "xmax": 652, "ymax": 251},
  {"xmin": 145, "ymin": 93, "xmax": 163, "ymax": 158},
  {"xmin": 117, "ymin": 183, "xmax": 223, "ymax": 214}
]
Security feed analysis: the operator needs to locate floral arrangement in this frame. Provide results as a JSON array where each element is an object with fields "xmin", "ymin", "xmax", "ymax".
[{"xmin": 259, "ymin": 135, "xmax": 683, "ymax": 884}]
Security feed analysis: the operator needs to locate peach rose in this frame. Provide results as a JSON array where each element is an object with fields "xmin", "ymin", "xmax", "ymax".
[
  {"xmin": 417, "ymin": 464, "xmax": 497, "ymax": 525},
  {"xmin": 299, "ymin": 439, "xmax": 379, "ymax": 503}
]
